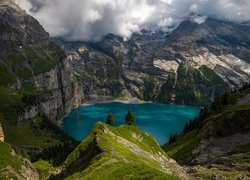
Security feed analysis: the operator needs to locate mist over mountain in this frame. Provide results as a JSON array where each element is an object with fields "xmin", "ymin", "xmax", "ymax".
[{"xmin": 16, "ymin": 0, "xmax": 250, "ymax": 41}]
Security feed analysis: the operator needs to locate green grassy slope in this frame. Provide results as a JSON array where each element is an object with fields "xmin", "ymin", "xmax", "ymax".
[
  {"xmin": 32, "ymin": 160, "xmax": 59, "ymax": 180},
  {"xmin": 58, "ymin": 122, "xmax": 186, "ymax": 180},
  {"xmin": 0, "ymin": 142, "xmax": 38, "ymax": 179}
]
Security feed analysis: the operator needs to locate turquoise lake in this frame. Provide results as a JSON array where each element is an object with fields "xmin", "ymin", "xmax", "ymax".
[{"xmin": 62, "ymin": 102, "xmax": 200, "ymax": 145}]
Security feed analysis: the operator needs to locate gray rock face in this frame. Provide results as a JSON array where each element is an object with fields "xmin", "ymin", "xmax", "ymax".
[{"xmin": 0, "ymin": 0, "xmax": 48, "ymax": 47}]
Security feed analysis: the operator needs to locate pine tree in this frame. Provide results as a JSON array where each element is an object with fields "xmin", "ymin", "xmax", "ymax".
[
  {"xmin": 106, "ymin": 113, "xmax": 115, "ymax": 125},
  {"xmin": 125, "ymin": 110, "xmax": 135, "ymax": 125}
]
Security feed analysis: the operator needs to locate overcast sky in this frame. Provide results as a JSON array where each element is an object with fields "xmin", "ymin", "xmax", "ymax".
[{"xmin": 16, "ymin": 0, "xmax": 250, "ymax": 41}]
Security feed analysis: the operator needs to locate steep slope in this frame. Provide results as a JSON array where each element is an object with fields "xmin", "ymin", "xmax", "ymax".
[
  {"xmin": 0, "ymin": 142, "xmax": 38, "ymax": 179},
  {"xmin": 163, "ymin": 85, "xmax": 250, "ymax": 179},
  {"xmin": 57, "ymin": 122, "xmax": 188, "ymax": 179}
]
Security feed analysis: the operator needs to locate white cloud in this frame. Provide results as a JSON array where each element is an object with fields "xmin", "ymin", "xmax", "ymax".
[{"xmin": 15, "ymin": 0, "xmax": 250, "ymax": 41}]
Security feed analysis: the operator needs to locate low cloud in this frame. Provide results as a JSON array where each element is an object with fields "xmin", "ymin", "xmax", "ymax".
[{"xmin": 16, "ymin": 0, "xmax": 250, "ymax": 41}]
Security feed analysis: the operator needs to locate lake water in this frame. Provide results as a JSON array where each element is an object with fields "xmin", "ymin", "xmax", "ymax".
[{"xmin": 62, "ymin": 102, "xmax": 200, "ymax": 145}]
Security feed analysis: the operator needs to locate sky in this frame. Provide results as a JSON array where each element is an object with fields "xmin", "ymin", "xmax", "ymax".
[{"xmin": 16, "ymin": 0, "xmax": 250, "ymax": 41}]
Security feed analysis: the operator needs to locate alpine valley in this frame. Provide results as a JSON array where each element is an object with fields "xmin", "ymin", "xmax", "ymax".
[{"xmin": 0, "ymin": 0, "xmax": 250, "ymax": 179}]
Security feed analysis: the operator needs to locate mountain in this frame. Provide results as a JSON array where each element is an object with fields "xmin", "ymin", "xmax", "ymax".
[
  {"xmin": 163, "ymin": 84, "xmax": 250, "ymax": 179},
  {"xmin": 59, "ymin": 18, "xmax": 250, "ymax": 106}
]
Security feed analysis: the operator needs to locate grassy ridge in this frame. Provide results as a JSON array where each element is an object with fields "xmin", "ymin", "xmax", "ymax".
[
  {"xmin": 0, "ymin": 142, "xmax": 31, "ymax": 179},
  {"xmin": 0, "ymin": 143, "xmax": 21, "ymax": 170},
  {"xmin": 61, "ymin": 122, "xmax": 181, "ymax": 180},
  {"xmin": 33, "ymin": 160, "xmax": 57, "ymax": 179}
]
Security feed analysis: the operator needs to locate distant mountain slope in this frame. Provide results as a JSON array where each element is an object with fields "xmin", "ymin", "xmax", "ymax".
[
  {"xmin": 60, "ymin": 18, "xmax": 250, "ymax": 106},
  {"xmin": 57, "ymin": 122, "xmax": 188, "ymax": 179},
  {"xmin": 163, "ymin": 84, "xmax": 250, "ymax": 179}
]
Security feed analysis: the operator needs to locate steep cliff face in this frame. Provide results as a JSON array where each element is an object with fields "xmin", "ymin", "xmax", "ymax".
[{"xmin": 0, "ymin": 0, "xmax": 78, "ymax": 122}]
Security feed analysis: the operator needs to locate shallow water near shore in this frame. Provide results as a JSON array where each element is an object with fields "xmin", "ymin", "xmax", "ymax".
[{"xmin": 62, "ymin": 102, "xmax": 200, "ymax": 145}]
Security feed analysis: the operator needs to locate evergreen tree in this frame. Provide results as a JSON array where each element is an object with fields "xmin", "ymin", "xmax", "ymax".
[
  {"xmin": 106, "ymin": 113, "xmax": 115, "ymax": 125},
  {"xmin": 125, "ymin": 110, "xmax": 135, "ymax": 125}
]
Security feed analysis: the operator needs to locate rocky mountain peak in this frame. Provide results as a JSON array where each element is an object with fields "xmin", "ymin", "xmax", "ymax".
[{"xmin": 0, "ymin": 0, "xmax": 49, "ymax": 46}]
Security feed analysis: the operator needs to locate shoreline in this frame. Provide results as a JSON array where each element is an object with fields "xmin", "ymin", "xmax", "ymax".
[{"xmin": 81, "ymin": 97, "xmax": 149, "ymax": 106}]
